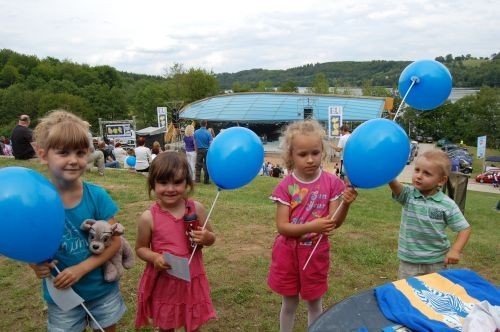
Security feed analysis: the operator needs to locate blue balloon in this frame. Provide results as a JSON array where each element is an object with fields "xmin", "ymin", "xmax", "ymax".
[
  {"xmin": 344, "ymin": 119, "xmax": 410, "ymax": 189},
  {"xmin": 0, "ymin": 167, "xmax": 65, "ymax": 263},
  {"xmin": 398, "ymin": 59, "xmax": 452, "ymax": 111},
  {"xmin": 126, "ymin": 156, "xmax": 136, "ymax": 167},
  {"xmin": 207, "ymin": 127, "xmax": 264, "ymax": 190}
]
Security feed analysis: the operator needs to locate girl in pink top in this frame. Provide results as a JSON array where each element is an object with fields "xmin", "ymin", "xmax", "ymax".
[
  {"xmin": 135, "ymin": 152, "xmax": 217, "ymax": 332},
  {"xmin": 268, "ymin": 120, "xmax": 358, "ymax": 331}
]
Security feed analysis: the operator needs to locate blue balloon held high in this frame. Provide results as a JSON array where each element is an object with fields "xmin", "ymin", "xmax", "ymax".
[
  {"xmin": 398, "ymin": 59, "xmax": 452, "ymax": 111},
  {"xmin": 0, "ymin": 167, "xmax": 65, "ymax": 263},
  {"xmin": 126, "ymin": 156, "xmax": 136, "ymax": 167},
  {"xmin": 207, "ymin": 127, "xmax": 264, "ymax": 190},
  {"xmin": 343, "ymin": 119, "xmax": 410, "ymax": 189}
]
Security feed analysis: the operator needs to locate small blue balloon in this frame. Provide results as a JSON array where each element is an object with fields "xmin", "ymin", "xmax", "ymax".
[
  {"xmin": 398, "ymin": 59, "xmax": 452, "ymax": 111},
  {"xmin": 0, "ymin": 167, "xmax": 65, "ymax": 263},
  {"xmin": 207, "ymin": 127, "xmax": 264, "ymax": 190},
  {"xmin": 344, "ymin": 119, "xmax": 410, "ymax": 189},
  {"xmin": 126, "ymin": 156, "xmax": 136, "ymax": 167}
]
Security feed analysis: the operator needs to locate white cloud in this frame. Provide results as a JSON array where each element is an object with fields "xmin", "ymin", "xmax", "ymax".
[{"xmin": 0, "ymin": 0, "xmax": 498, "ymax": 75}]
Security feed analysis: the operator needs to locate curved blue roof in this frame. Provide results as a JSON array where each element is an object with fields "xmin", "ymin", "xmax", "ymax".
[{"xmin": 179, "ymin": 93, "xmax": 386, "ymax": 123}]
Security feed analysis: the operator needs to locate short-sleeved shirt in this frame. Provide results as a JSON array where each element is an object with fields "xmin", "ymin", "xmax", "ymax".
[
  {"xmin": 337, "ymin": 133, "xmax": 350, "ymax": 160},
  {"xmin": 11, "ymin": 125, "xmax": 36, "ymax": 159},
  {"xmin": 393, "ymin": 185, "xmax": 470, "ymax": 264},
  {"xmin": 42, "ymin": 182, "xmax": 119, "ymax": 303},
  {"xmin": 193, "ymin": 127, "xmax": 212, "ymax": 149},
  {"xmin": 269, "ymin": 170, "xmax": 344, "ymax": 243}
]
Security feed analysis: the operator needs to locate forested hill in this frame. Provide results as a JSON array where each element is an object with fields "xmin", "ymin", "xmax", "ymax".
[{"xmin": 216, "ymin": 56, "xmax": 500, "ymax": 89}]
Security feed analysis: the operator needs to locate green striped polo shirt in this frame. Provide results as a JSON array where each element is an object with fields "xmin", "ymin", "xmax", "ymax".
[{"xmin": 393, "ymin": 185, "xmax": 470, "ymax": 264}]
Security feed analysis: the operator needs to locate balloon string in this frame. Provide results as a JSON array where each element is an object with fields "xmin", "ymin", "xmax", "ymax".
[
  {"xmin": 53, "ymin": 266, "xmax": 105, "ymax": 332},
  {"xmin": 303, "ymin": 200, "xmax": 345, "ymax": 270},
  {"xmin": 189, "ymin": 189, "xmax": 221, "ymax": 264},
  {"xmin": 393, "ymin": 77, "xmax": 418, "ymax": 122}
]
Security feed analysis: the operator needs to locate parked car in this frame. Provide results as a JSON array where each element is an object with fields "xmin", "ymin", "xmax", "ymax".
[
  {"xmin": 475, "ymin": 170, "xmax": 500, "ymax": 183},
  {"xmin": 437, "ymin": 138, "xmax": 453, "ymax": 147},
  {"xmin": 415, "ymin": 135, "xmax": 424, "ymax": 143},
  {"xmin": 425, "ymin": 136, "xmax": 434, "ymax": 143},
  {"xmin": 407, "ymin": 141, "xmax": 418, "ymax": 164},
  {"xmin": 448, "ymin": 149, "xmax": 473, "ymax": 165}
]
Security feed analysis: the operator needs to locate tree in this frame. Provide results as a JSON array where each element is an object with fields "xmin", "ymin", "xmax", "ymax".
[
  {"xmin": 256, "ymin": 80, "xmax": 273, "ymax": 92},
  {"xmin": 312, "ymin": 73, "xmax": 329, "ymax": 94},
  {"xmin": 0, "ymin": 64, "xmax": 20, "ymax": 88},
  {"xmin": 279, "ymin": 81, "xmax": 298, "ymax": 93}
]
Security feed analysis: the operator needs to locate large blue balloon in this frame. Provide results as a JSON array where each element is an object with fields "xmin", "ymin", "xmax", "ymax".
[
  {"xmin": 398, "ymin": 59, "xmax": 452, "ymax": 111},
  {"xmin": 207, "ymin": 127, "xmax": 264, "ymax": 190},
  {"xmin": 343, "ymin": 119, "xmax": 410, "ymax": 189},
  {"xmin": 126, "ymin": 156, "xmax": 136, "ymax": 167},
  {"xmin": 0, "ymin": 167, "xmax": 65, "ymax": 263}
]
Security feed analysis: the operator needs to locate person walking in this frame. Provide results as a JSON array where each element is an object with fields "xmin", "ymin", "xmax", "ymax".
[
  {"xmin": 11, "ymin": 114, "xmax": 36, "ymax": 160},
  {"xmin": 332, "ymin": 125, "xmax": 351, "ymax": 179},
  {"xmin": 193, "ymin": 120, "xmax": 213, "ymax": 184}
]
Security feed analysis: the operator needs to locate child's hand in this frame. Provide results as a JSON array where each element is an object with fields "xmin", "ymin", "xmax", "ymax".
[
  {"xmin": 153, "ymin": 253, "xmax": 171, "ymax": 271},
  {"xmin": 313, "ymin": 217, "xmax": 337, "ymax": 235},
  {"xmin": 53, "ymin": 265, "xmax": 85, "ymax": 289},
  {"xmin": 342, "ymin": 180, "xmax": 358, "ymax": 206},
  {"xmin": 29, "ymin": 260, "xmax": 57, "ymax": 279},
  {"xmin": 191, "ymin": 227, "xmax": 215, "ymax": 246},
  {"xmin": 444, "ymin": 249, "xmax": 461, "ymax": 265}
]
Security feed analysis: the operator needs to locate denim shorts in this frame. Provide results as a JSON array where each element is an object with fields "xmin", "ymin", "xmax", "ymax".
[{"xmin": 47, "ymin": 287, "xmax": 126, "ymax": 331}]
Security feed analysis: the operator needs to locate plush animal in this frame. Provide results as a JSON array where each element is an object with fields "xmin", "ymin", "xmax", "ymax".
[{"xmin": 81, "ymin": 219, "xmax": 134, "ymax": 282}]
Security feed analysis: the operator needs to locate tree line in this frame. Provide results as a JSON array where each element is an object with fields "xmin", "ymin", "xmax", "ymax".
[{"xmin": 0, "ymin": 49, "xmax": 498, "ymax": 147}]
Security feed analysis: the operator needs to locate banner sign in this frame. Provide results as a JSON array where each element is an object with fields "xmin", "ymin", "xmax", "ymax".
[
  {"xmin": 105, "ymin": 123, "xmax": 133, "ymax": 140},
  {"xmin": 157, "ymin": 107, "xmax": 167, "ymax": 128},
  {"xmin": 328, "ymin": 106, "xmax": 343, "ymax": 138},
  {"xmin": 477, "ymin": 135, "xmax": 487, "ymax": 159}
]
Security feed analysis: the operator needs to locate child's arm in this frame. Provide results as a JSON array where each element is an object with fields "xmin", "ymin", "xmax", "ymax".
[
  {"xmin": 445, "ymin": 227, "xmax": 472, "ymax": 264},
  {"xmin": 388, "ymin": 179, "xmax": 404, "ymax": 196},
  {"xmin": 191, "ymin": 201, "xmax": 216, "ymax": 246},
  {"xmin": 53, "ymin": 217, "xmax": 121, "ymax": 289},
  {"xmin": 135, "ymin": 210, "xmax": 170, "ymax": 270},
  {"xmin": 275, "ymin": 202, "xmax": 336, "ymax": 237},
  {"xmin": 329, "ymin": 186, "xmax": 358, "ymax": 229}
]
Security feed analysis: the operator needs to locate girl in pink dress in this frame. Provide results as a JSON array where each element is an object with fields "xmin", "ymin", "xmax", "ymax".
[
  {"xmin": 267, "ymin": 120, "xmax": 358, "ymax": 331},
  {"xmin": 135, "ymin": 151, "xmax": 217, "ymax": 332}
]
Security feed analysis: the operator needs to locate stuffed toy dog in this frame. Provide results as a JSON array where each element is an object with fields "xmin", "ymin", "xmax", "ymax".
[{"xmin": 81, "ymin": 219, "xmax": 134, "ymax": 282}]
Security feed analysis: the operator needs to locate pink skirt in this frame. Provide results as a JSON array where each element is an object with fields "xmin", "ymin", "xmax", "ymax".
[{"xmin": 135, "ymin": 250, "xmax": 217, "ymax": 331}]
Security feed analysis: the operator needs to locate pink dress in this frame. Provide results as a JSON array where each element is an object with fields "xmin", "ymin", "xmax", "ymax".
[{"xmin": 135, "ymin": 200, "xmax": 217, "ymax": 331}]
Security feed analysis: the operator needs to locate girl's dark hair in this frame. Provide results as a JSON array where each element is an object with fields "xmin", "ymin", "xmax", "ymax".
[
  {"xmin": 137, "ymin": 136, "xmax": 146, "ymax": 146},
  {"xmin": 147, "ymin": 151, "xmax": 194, "ymax": 198}
]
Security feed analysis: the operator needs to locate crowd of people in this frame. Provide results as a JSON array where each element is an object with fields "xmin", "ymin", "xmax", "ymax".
[{"xmin": 3, "ymin": 111, "xmax": 477, "ymax": 331}]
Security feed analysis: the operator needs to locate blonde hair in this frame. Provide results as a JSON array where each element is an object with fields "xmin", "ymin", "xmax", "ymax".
[
  {"xmin": 280, "ymin": 119, "xmax": 326, "ymax": 170},
  {"xmin": 34, "ymin": 110, "xmax": 90, "ymax": 151},
  {"xmin": 184, "ymin": 124, "xmax": 194, "ymax": 137},
  {"xmin": 418, "ymin": 149, "xmax": 451, "ymax": 177}
]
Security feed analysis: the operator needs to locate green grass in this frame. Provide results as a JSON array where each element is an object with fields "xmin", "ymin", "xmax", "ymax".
[{"xmin": 0, "ymin": 158, "xmax": 498, "ymax": 331}]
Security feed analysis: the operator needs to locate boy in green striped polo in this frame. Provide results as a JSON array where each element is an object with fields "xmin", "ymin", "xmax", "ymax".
[{"xmin": 389, "ymin": 149, "xmax": 471, "ymax": 279}]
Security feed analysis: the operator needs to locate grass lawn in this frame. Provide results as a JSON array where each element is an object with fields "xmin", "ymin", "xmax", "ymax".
[{"xmin": 0, "ymin": 157, "xmax": 498, "ymax": 331}]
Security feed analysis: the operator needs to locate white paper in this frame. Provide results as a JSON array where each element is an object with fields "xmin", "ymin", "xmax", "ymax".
[
  {"xmin": 163, "ymin": 252, "xmax": 191, "ymax": 282},
  {"xmin": 45, "ymin": 277, "xmax": 84, "ymax": 312}
]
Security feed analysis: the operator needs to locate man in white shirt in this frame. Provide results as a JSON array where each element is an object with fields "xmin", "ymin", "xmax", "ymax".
[{"xmin": 333, "ymin": 125, "xmax": 351, "ymax": 179}]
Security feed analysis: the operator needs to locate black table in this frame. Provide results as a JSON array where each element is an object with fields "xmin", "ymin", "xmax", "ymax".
[{"xmin": 309, "ymin": 289, "xmax": 401, "ymax": 332}]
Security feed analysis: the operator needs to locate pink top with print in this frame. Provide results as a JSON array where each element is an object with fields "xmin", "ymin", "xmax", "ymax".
[{"xmin": 269, "ymin": 170, "xmax": 345, "ymax": 227}]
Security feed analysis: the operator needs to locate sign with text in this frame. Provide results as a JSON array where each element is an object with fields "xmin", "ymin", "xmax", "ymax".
[
  {"xmin": 105, "ymin": 123, "xmax": 133, "ymax": 140},
  {"xmin": 157, "ymin": 106, "xmax": 167, "ymax": 128},
  {"xmin": 328, "ymin": 106, "xmax": 343, "ymax": 138},
  {"xmin": 477, "ymin": 135, "xmax": 487, "ymax": 159}
]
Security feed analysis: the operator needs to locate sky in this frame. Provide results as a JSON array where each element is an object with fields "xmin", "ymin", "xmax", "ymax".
[{"xmin": 1, "ymin": 0, "xmax": 498, "ymax": 76}]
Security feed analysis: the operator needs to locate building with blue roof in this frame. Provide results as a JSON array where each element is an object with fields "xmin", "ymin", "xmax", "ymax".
[{"xmin": 180, "ymin": 92, "xmax": 387, "ymax": 123}]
